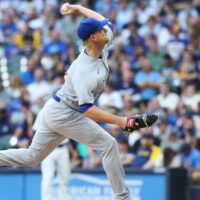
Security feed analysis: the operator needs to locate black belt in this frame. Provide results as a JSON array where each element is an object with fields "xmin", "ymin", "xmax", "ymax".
[{"xmin": 53, "ymin": 95, "xmax": 61, "ymax": 102}]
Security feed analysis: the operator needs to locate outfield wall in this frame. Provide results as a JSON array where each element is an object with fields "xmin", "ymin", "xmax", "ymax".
[{"xmin": 0, "ymin": 168, "xmax": 187, "ymax": 200}]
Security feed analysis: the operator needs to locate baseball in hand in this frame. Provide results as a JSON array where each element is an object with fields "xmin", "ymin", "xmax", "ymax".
[{"xmin": 60, "ymin": 3, "xmax": 70, "ymax": 15}]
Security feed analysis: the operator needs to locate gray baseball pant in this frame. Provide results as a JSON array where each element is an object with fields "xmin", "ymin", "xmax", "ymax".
[{"xmin": 0, "ymin": 98, "xmax": 131, "ymax": 200}]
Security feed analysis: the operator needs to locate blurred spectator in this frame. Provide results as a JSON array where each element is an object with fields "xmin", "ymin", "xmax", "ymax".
[
  {"xmin": 4, "ymin": 37, "xmax": 21, "ymax": 59},
  {"xmin": 138, "ymin": 15, "xmax": 159, "ymax": 37},
  {"xmin": 27, "ymin": 68, "xmax": 52, "ymax": 106},
  {"xmin": 42, "ymin": 5, "xmax": 61, "ymax": 44},
  {"xmin": 181, "ymin": 143, "xmax": 200, "ymax": 170},
  {"xmin": 98, "ymin": 80, "xmax": 123, "ymax": 111},
  {"xmin": 161, "ymin": 127, "xmax": 184, "ymax": 152},
  {"xmin": 122, "ymin": 94, "xmax": 139, "ymax": 117},
  {"xmin": 132, "ymin": 133, "xmax": 163, "ymax": 169},
  {"xmin": 177, "ymin": 2, "xmax": 199, "ymax": 31},
  {"xmin": 94, "ymin": 0, "xmax": 117, "ymax": 16},
  {"xmin": 135, "ymin": 56, "xmax": 162, "ymax": 102},
  {"xmin": 41, "ymin": 139, "xmax": 71, "ymax": 200},
  {"xmin": 166, "ymin": 22, "xmax": 189, "ymax": 61},
  {"xmin": 0, "ymin": 13, "xmax": 17, "ymax": 45},
  {"xmin": 181, "ymin": 84, "xmax": 200, "ymax": 112},
  {"xmin": 192, "ymin": 169, "xmax": 200, "ymax": 184},
  {"xmin": 15, "ymin": 28, "xmax": 41, "ymax": 58},
  {"xmin": 11, "ymin": 100, "xmax": 34, "ymax": 148},
  {"xmin": 146, "ymin": 98, "xmax": 165, "ymax": 117},
  {"xmin": 48, "ymin": 61, "xmax": 66, "ymax": 92},
  {"xmin": 162, "ymin": 54, "xmax": 176, "ymax": 78},
  {"xmin": 157, "ymin": 82, "xmax": 180, "ymax": 111},
  {"xmin": 20, "ymin": 56, "xmax": 39, "ymax": 85},
  {"xmin": 0, "ymin": 101, "xmax": 14, "ymax": 150},
  {"xmin": 146, "ymin": 36, "xmax": 164, "ymax": 71},
  {"xmin": 116, "ymin": 0, "xmax": 133, "ymax": 29},
  {"xmin": 177, "ymin": 49, "xmax": 198, "ymax": 84},
  {"xmin": 65, "ymin": 44, "xmax": 78, "ymax": 66},
  {"xmin": 155, "ymin": 118, "xmax": 171, "ymax": 142},
  {"xmin": 61, "ymin": 15, "xmax": 82, "ymax": 41},
  {"xmin": 127, "ymin": 129, "xmax": 141, "ymax": 154},
  {"xmin": 193, "ymin": 102, "xmax": 200, "ymax": 133},
  {"xmin": 130, "ymin": 44, "xmax": 146, "ymax": 72},
  {"xmin": 138, "ymin": 15, "xmax": 171, "ymax": 48},
  {"xmin": 6, "ymin": 75, "xmax": 29, "ymax": 125},
  {"xmin": 116, "ymin": 60, "xmax": 140, "ymax": 97},
  {"xmin": 8, "ymin": 75, "xmax": 27, "ymax": 100},
  {"xmin": 135, "ymin": 0, "xmax": 155, "ymax": 25},
  {"xmin": 118, "ymin": 138, "xmax": 134, "ymax": 167},
  {"xmin": 178, "ymin": 114, "xmax": 198, "ymax": 138},
  {"xmin": 163, "ymin": 147, "xmax": 182, "ymax": 168},
  {"xmin": 121, "ymin": 21, "xmax": 145, "ymax": 57},
  {"xmin": 41, "ymin": 55, "xmax": 56, "ymax": 80},
  {"xmin": 161, "ymin": 54, "xmax": 179, "ymax": 91},
  {"xmin": 130, "ymin": 126, "xmax": 161, "ymax": 153},
  {"xmin": 43, "ymin": 29, "xmax": 68, "ymax": 55}
]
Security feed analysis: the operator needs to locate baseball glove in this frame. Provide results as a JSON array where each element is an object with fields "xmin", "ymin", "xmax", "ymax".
[{"xmin": 125, "ymin": 113, "xmax": 158, "ymax": 134}]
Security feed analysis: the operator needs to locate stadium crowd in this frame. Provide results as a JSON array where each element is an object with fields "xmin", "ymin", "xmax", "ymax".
[{"xmin": 0, "ymin": 0, "xmax": 200, "ymax": 183}]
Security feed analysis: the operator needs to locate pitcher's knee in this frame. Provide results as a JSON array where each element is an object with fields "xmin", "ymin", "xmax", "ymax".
[
  {"xmin": 24, "ymin": 151, "xmax": 41, "ymax": 167},
  {"xmin": 110, "ymin": 137, "xmax": 118, "ymax": 148},
  {"xmin": 26, "ymin": 158, "xmax": 40, "ymax": 167},
  {"xmin": 105, "ymin": 136, "xmax": 118, "ymax": 152}
]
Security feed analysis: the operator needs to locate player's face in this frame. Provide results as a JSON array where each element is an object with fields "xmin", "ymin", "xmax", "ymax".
[{"xmin": 94, "ymin": 28, "xmax": 109, "ymax": 45}]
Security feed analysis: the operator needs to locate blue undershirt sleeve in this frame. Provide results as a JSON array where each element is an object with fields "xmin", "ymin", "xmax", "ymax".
[{"xmin": 80, "ymin": 103, "xmax": 94, "ymax": 113}]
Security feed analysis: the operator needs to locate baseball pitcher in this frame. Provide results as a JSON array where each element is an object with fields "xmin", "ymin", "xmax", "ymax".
[{"xmin": 0, "ymin": 3, "xmax": 158, "ymax": 200}]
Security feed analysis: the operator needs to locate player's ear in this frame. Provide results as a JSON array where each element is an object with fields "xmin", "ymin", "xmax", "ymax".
[{"xmin": 90, "ymin": 34, "xmax": 97, "ymax": 41}]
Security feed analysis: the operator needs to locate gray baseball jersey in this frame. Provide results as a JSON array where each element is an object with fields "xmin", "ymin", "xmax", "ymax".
[{"xmin": 56, "ymin": 24, "xmax": 113, "ymax": 109}]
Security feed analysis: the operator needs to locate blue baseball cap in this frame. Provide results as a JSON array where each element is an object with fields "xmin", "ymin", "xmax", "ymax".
[{"xmin": 77, "ymin": 18, "xmax": 109, "ymax": 41}]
